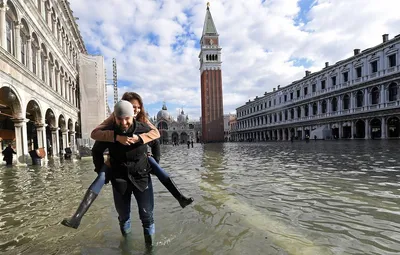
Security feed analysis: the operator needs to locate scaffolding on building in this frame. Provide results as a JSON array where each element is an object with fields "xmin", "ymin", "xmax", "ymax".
[
  {"xmin": 113, "ymin": 58, "xmax": 118, "ymax": 106},
  {"xmin": 105, "ymin": 58, "xmax": 119, "ymax": 111}
]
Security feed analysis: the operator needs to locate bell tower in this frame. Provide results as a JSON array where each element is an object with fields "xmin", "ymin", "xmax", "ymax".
[{"xmin": 199, "ymin": 2, "xmax": 224, "ymax": 143}]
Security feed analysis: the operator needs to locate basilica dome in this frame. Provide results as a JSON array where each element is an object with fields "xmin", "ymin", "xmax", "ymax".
[
  {"xmin": 177, "ymin": 109, "xmax": 187, "ymax": 123},
  {"xmin": 157, "ymin": 103, "xmax": 171, "ymax": 120}
]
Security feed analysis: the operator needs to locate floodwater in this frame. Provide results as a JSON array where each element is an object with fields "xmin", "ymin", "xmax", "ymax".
[{"xmin": 0, "ymin": 141, "xmax": 399, "ymax": 255}]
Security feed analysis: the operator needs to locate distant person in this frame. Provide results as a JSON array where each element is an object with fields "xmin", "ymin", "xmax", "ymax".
[
  {"xmin": 2, "ymin": 144, "xmax": 16, "ymax": 165},
  {"xmin": 191, "ymin": 138, "xmax": 194, "ymax": 148},
  {"xmin": 187, "ymin": 140, "xmax": 190, "ymax": 148},
  {"xmin": 314, "ymin": 135, "xmax": 317, "ymax": 141}
]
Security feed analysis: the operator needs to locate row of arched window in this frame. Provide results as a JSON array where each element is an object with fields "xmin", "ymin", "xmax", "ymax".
[
  {"xmin": 206, "ymin": 54, "xmax": 218, "ymax": 61},
  {"xmin": 4, "ymin": 0, "xmax": 80, "ymax": 107},
  {"xmin": 240, "ymin": 83, "xmax": 398, "ymax": 117},
  {"xmin": 239, "ymin": 83, "xmax": 399, "ymax": 128}
]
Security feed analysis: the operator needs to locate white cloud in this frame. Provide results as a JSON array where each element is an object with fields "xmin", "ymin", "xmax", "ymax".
[{"xmin": 69, "ymin": 0, "xmax": 400, "ymax": 120}]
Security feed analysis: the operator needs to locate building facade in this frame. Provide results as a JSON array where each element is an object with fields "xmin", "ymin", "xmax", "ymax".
[
  {"xmin": 154, "ymin": 103, "xmax": 201, "ymax": 145},
  {"xmin": 223, "ymin": 113, "xmax": 236, "ymax": 141},
  {"xmin": 0, "ymin": 0, "xmax": 105, "ymax": 164},
  {"xmin": 199, "ymin": 3, "xmax": 224, "ymax": 143},
  {"xmin": 232, "ymin": 34, "xmax": 400, "ymax": 141}
]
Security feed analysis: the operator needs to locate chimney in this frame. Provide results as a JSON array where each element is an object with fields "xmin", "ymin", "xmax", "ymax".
[
  {"xmin": 325, "ymin": 62, "xmax": 329, "ymax": 68},
  {"xmin": 305, "ymin": 70, "xmax": 311, "ymax": 76},
  {"xmin": 277, "ymin": 85, "xmax": 280, "ymax": 90},
  {"xmin": 273, "ymin": 88, "xmax": 276, "ymax": 92},
  {"xmin": 382, "ymin": 34, "xmax": 389, "ymax": 43},
  {"xmin": 354, "ymin": 49, "xmax": 360, "ymax": 56}
]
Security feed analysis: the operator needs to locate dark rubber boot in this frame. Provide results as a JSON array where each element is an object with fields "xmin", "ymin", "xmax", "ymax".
[
  {"xmin": 144, "ymin": 234, "xmax": 155, "ymax": 251},
  {"xmin": 162, "ymin": 178, "xmax": 194, "ymax": 208},
  {"xmin": 61, "ymin": 189, "xmax": 98, "ymax": 229}
]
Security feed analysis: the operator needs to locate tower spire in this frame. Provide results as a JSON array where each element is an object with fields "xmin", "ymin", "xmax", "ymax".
[{"xmin": 202, "ymin": 2, "xmax": 218, "ymax": 36}]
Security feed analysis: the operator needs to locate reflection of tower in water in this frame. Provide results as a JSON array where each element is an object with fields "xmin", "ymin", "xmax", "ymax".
[{"xmin": 201, "ymin": 143, "xmax": 225, "ymax": 185}]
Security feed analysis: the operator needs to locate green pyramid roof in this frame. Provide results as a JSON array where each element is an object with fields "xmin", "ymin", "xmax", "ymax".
[{"xmin": 202, "ymin": 6, "xmax": 218, "ymax": 35}]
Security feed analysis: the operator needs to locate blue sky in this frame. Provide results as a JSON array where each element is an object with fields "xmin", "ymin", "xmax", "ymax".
[{"xmin": 70, "ymin": 0, "xmax": 400, "ymax": 120}]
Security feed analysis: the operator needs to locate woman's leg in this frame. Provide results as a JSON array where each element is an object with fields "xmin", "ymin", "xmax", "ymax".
[
  {"xmin": 61, "ymin": 164, "xmax": 109, "ymax": 229},
  {"xmin": 148, "ymin": 156, "xmax": 193, "ymax": 208}
]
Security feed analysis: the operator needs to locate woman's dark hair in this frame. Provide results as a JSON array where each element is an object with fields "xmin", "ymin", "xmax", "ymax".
[{"xmin": 121, "ymin": 92, "xmax": 147, "ymax": 122}]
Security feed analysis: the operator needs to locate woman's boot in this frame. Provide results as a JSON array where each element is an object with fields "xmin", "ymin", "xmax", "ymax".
[
  {"xmin": 161, "ymin": 178, "xmax": 194, "ymax": 208},
  {"xmin": 61, "ymin": 189, "xmax": 98, "ymax": 229}
]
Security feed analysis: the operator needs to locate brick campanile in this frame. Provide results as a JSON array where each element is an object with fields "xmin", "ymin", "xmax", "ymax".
[{"xmin": 199, "ymin": 3, "xmax": 224, "ymax": 143}]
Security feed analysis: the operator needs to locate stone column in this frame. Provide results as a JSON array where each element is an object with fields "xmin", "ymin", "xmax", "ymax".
[
  {"xmin": 350, "ymin": 121, "xmax": 354, "ymax": 139},
  {"xmin": 37, "ymin": 49, "xmax": 42, "ymax": 79},
  {"xmin": 14, "ymin": 21, "xmax": 22, "ymax": 61},
  {"xmin": 302, "ymin": 127, "xmax": 306, "ymax": 140},
  {"xmin": 12, "ymin": 118, "xmax": 29, "ymax": 165},
  {"xmin": 365, "ymin": 119, "xmax": 370, "ymax": 139},
  {"xmin": 380, "ymin": 84, "xmax": 386, "ymax": 105},
  {"xmin": 35, "ymin": 123, "xmax": 48, "ymax": 161},
  {"xmin": 51, "ymin": 127, "xmax": 59, "ymax": 156},
  {"xmin": 43, "ymin": 56, "xmax": 49, "ymax": 84},
  {"xmin": 52, "ymin": 17, "xmax": 57, "ymax": 37},
  {"xmin": 58, "ymin": 27, "xmax": 62, "ymax": 45},
  {"xmin": 338, "ymin": 122, "xmax": 342, "ymax": 139},
  {"xmin": 0, "ymin": 3, "xmax": 8, "ymax": 49},
  {"xmin": 62, "ymin": 129, "xmax": 69, "ymax": 151},
  {"xmin": 40, "ymin": 0, "xmax": 46, "ymax": 20},
  {"xmin": 60, "ymin": 73, "xmax": 65, "ymax": 97},
  {"xmin": 381, "ymin": 117, "xmax": 387, "ymax": 139},
  {"xmin": 46, "ymin": 8, "xmax": 52, "ymax": 27},
  {"xmin": 63, "ymin": 77, "xmax": 68, "ymax": 99},
  {"xmin": 51, "ymin": 63, "xmax": 56, "ymax": 89},
  {"xmin": 27, "ymin": 37, "xmax": 32, "ymax": 71},
  {"xmin": 364, "ymin": 88, "xmax": 369, "ymax": 108},
  {"xmin": 317, "ymin": 101, "xmax": 321, "ymax": 115},
  {"xmin": 69, "ymin": 131, "xmax": 76, "ymax": 152}
]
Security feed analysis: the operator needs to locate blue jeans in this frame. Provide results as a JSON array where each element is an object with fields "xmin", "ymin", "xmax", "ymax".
[
  {"xmin": 112, "ymin": 176, "xmax": 155, "ymax": 236},
  {"xmin": 148, "ymin": 156, "xmax": 169, "ymax": 182},
  {"xmin": 88, "ymin": 165, "xmax": 107, "ymax": 194},
  {"xmin": 88, "ymin": 157, "xmax": 169, "ymax": 195}
]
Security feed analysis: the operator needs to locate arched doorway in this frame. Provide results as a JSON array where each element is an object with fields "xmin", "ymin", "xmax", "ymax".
[
  {"xmin": 343, "ymin": 123, "xmax": 352, "ymax": 139},
  {"xmin": 26, "ymin": 100, "xmax": 42, "ymax": 150},
  {"xmin": 331, "ymin": 124, "xmax": 339, "ymax": 139},
  {"xmin": 171, "ymin": 132, "xmax": 179, "ymax": 145},
  {"xmin": 387, "ymin": 117, "xmax": 400, "ymax": 137},
  {"xmin": 355, "ymin": 120, "xmax": 365, "ymax": 138},
  {"xmin": 160, "ymin": 130, "xmax": 169, "ymax": 144},
  {"xmin": 58, "ymin": 115, "xmax": 66, "ymax": 155},
  {"xmin": 180, "ymin": 132, "xmax": 188, "ymax": 144},
  {"xmin": 370, "ymin": 118, "xmax": 381, "ymax": 139},
  {"xmin": 68, "ymin": 119, "xmax": 74, "ymax": 149},
  {"xmin": 45, "ymin": 109, "xmax": 56, "ymax": 156}
]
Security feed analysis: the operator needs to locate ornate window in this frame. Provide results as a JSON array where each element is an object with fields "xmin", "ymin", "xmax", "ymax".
[
  {"xmin": 343, "ymin": 94, "xmax": 350, "ymax": 110},
  {"xmin": 312, "ymin": 103, "xmax": 318, "ymax": 115},
  {"xmin": 321, "ymin": 100, "xmax": 327, "ymax": 113},
  {"xmin": 331, "ymin": 97, "xmax": 338, "ymax": 112},
  {"xmin": 388, "ymin": 83, "xmax": 398, "ymax": 101},
  {"xmin": 356, "ymin": 91, "xmax": 363, "ymax": 107},
  {"xmin": 371, "ymin": 87, "xmax": 380, "ymax": 105}
]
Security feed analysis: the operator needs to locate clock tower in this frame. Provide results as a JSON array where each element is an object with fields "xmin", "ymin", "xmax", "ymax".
[{"xmin": 199, "ymin": 3, "xmax": 224, "ymax": 143}]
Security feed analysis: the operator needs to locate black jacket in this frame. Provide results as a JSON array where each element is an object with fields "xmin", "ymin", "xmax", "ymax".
[
  {"xmin": 148, "ymin": 139, "xmax": 161, "ymax": 163},
  {"xmin": 92, "ymin": 120, "xmax": 152, "ymax": 193}
]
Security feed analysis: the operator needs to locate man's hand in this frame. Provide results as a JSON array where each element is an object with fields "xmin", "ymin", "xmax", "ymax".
[{"xmin": 116, "ymin": 135, "xmax": 140, "ymax": 145}]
